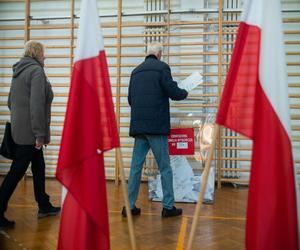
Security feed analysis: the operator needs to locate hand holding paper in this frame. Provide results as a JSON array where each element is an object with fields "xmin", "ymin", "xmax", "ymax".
[{"xmin": 178, "ymin": 71, "xmax": 203, "ymax": 92}]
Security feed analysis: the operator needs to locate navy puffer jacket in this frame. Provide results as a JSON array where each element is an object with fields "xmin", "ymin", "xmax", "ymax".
[{"xmin": 128, "ymin": 55, "xmax": 188, "ymax": 136}]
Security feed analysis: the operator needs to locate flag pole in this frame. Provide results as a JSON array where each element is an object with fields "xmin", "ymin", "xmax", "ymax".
[
  {"xmin": 186, "ymin": 124, "xmax": 219, "ymax": 250},
  {"xmin": 116, "ymin": 147, "xmax": 137, "ymax": 250}
]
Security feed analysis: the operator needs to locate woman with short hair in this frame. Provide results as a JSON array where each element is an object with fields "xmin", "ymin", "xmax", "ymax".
[{"xmin": 0, "ymin": 40, "xmax": 60, "ymax": 229}]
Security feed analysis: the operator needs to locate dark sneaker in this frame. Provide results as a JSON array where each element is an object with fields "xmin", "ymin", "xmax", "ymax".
[
  {"xmin": 0, "ymin": 216, "xmax": 15, "ymax": 230},
  {"xmin": 121, "ymin": 206, "xmax": 141, "ymax": 218},
  {"xmin": 38, "ymin": 205, "xmax": 61, "ymax": 218},
  {"xmin": 162, "ymin": 206, "xmax": 183, "ymax": 218}
]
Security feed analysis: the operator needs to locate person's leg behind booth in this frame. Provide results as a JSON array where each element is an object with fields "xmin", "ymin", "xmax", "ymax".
[
  {"xmin": 122, "ymin": 135, "xmax": 150, "ymax": 217},
  {"xmin": 147, "ymin": 135, "xmax": 182, "ymax": 218}
]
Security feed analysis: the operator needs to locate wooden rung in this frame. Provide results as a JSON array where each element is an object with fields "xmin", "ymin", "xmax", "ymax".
[
  {"xmin": 0, "ymin": 55, "xmax": 20, "ymax": 58},
  {"xmin": 221, "ymin": 157, "xmax": 251, "ymax": 161},
  {"xmin": 220, "ymin": 168, "xmax": 250, "ymax": 172},
  {"xmin": 291, "ymin": 115, "xmax": 300, "ymax": 119},
  {"xmin": 287, "ymin": 62, "xmax": 300, "ymax": 66},
  {"xmin": 0, "ymin": 36, "xmax": 24, "ymax": 40},
  {"xmin": 222, "ymin": 135, "xmax": 251, "ymax": 140},
  {"xmin": 288, "ymin": 73, "xmax": 300, "ymax": 77},
  {"xmin": 218, "ymin": 40, "xmax": 300, "ymax": 45},
  {"xmin": 283, "ymin": 18, "xmax": 300, "ymax": 23},
  {"xmin": 0, "ymin": 25, "xmax": 24, "ymax": 30},
  {"xmin": 45, "ymin": 45, "xmax": 73, "ymax": 49},
  {"xmin": 287, "ymin": 52, "xmax": 300, "ymax": 55},
  {"xmin": 285, "ymin": 30, "xmax": 300, "ymax": 35},
  {"xmin": 108, "ymin": 72, "xmax": 221, "ymax": 77},
  {"xmin": 45, "ymin": 64, "xmax": 70, "ymax": 68},
  {"xmin": 0, "ymin": 54, "xmax": 74, "ymax": 59},
  {"xmin": 288, "ymin": 83, "xmax": 300, "ymax": 87},
  {"xmin": 220, "ymin": 179, "xmax": 249, "ymax": 183},
  {"xmin": 30, "ymin": 35, "xmax": 72, "ymax": 40},
  {"xmin": 29, "ymin": 24, "xmax": 72, "ymax": 30},
  {"xmin": 51, "ymin": 83, "xmax": 70, "ymax": 87},
  {"xmin": 112, "ymin": 51, "xmax": 220, "ymax": 57},
  {"xmin": 106, "ymin": 62, "xmax": 219, "ymax": 67},
  {"xmin": 292, "ymin": 126, "xmax": 300, "ymax": 131},
  {"xmin": 286, "ymin": 41, "xmax": 300, "ymax": 45},
  {"xmin": 118, "ymin": 103, "xmax": 218, "ymax": 108},
  {"xmin": 291, "ymin": 105, "xmax": 300, "ymax": 109},
  {"xmin": 222, "ymin": 147, "xmax": 251, "ymax": 151},
  {"xmin": 0, "ymin": 46, "xmax": 23, "ymax": 49},
  {"xmin": 120, "ymin": 31, "xmax": 221, "ymax": 38},
  {"xmin": 107, "ymin": 41, "xmax": 220, "ymax": 48},
  {"xmin": 222, "ymin": 51, "xmax": 300, "ymax": 56}
]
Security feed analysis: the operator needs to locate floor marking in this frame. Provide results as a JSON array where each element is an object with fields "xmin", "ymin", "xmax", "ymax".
[{"xmin": 176, "ymin": 216, "xmax": 188, "ymax": 250}]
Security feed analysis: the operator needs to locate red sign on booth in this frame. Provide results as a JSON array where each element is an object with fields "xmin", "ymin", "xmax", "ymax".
[{"xmin": 168, "ymin": 128, "xmax": 194, "ymax": 155}]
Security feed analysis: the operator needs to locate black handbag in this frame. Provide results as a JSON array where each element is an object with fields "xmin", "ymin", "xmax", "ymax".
[{"xmin": 0, "ymin": 122, "xmax": 16, "ymax": 160}]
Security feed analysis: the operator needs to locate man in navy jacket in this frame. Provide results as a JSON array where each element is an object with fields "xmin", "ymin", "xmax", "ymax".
[{"xmin": 123, "ymin": 43, "xmax": 188, "ymax": 218}]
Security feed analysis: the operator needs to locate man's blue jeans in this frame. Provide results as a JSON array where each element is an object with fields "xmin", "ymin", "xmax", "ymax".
[{"xmin": 128, "ymin": 135, "xmax": 174, "ymax": 209}]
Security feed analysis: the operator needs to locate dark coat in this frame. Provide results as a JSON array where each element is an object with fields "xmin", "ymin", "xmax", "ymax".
[
  {"xmin": 128, "ymin": 55, "xmax": 188, "ymax": 136},
  {"xmin": 8, "ymin": 56, "xmax": 53, "ymax": 145}
]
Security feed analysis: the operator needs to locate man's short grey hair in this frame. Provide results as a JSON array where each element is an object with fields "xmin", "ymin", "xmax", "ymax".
[{"xmin": 147, "ymin": 42, "xmax": 163, "ymax": 55}]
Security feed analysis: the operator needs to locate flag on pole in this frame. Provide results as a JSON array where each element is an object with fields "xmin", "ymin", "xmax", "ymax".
[
  {"xmin": 56, "ymin": 0, "xmax": 120, "ymax": 249},
  {"xmin": 216, "ymin": 0, "xmax": 299, "ymax": 249}
]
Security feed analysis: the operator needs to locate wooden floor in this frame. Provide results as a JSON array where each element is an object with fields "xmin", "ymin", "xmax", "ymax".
[{"xmin": 0, "ymin": 177, "xmax": 248, "ymax": 250}]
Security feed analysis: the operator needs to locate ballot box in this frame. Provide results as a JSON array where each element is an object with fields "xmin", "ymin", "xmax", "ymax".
[{"xmin": 146, "ymin": 114, "xmax": 216, "ymax": 204}]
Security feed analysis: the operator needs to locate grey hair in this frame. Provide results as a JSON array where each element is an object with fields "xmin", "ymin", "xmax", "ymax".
[
  {"xmin": 147, "ymin": 42, "xmax": 163, "ymax": 55},
  {"xmin": 23, "ymin": 40, "xmax": 44, "ymax": 59}
]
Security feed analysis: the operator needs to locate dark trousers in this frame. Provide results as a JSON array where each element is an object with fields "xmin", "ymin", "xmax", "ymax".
[{"xmin": 0, "ymin": 145, "xmax": 50, "ymax": 215}]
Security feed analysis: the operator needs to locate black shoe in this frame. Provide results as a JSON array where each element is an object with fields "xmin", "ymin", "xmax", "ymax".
[
  {"xmin": 38, "ymin": 205, "xmax": 61, "ymax": 218},
  {"xmin": 121, "ymin": 206, "xmax": 141, "ymax": 218},
  {"xmin": 0, "ymin": 216, "xmax": 15, "ymax": 230},
  {"xmin": 162, "ymin": 206, "xmax": 183, "ymax": 218}
]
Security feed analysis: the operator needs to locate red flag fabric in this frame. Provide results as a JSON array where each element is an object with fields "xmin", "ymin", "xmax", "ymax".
[
  {"xmin": 216, "ymin": 0, "xmax": 299, "ymax": 249},
  {"xmin": 56, "ymin": 0, "xmax": 119, "ymax": 249}
]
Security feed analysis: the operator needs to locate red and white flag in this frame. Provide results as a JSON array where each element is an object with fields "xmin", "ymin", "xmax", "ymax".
[
  {"xmin": 216, "ymin": 0, "xmax": 299, "ymax": 249},
  {"xmin": 56, "ymin": 0, "xmax": 119, "ymax": 249}
]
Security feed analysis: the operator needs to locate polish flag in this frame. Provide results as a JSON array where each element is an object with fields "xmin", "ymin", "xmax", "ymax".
[
  {"xmin": 216, "ymin": 0, "xmax": 299, "ymax": 249},
  {"xmin": 56, "ymin": 0, "xmax": 120, "ymax": 249}
]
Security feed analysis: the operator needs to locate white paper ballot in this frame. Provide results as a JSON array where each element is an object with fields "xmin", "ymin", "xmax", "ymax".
[
  {"xmin": 178, "ymin": 71, "xmax": 203, "ymax": 92},
  {"xmin": 149, "ymin": 156, "xmax": 215, "ymax": 203}
]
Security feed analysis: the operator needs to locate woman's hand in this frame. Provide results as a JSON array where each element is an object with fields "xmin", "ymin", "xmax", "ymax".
[{"xmin": 35, "ymin": 137, "xmax": 44, "ymax": 150}]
